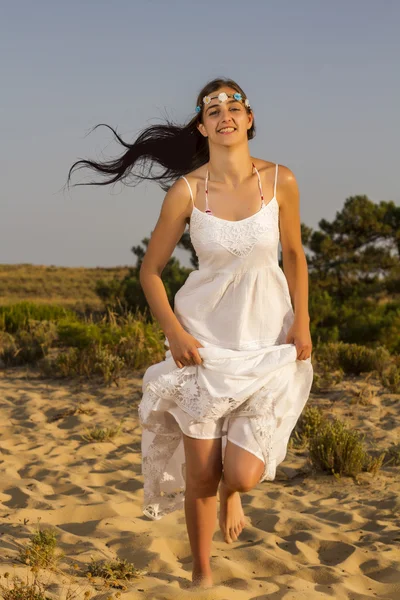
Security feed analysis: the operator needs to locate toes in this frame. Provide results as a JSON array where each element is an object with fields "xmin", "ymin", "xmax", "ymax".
[{"xmin": 229, "ymin": 528, "xmax": 238, "ymax": 542}]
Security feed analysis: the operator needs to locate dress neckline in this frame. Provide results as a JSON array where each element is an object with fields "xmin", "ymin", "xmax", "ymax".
[
  {"xmin": 203, "ymin": 162, "xmax": 265, "ymax": 219},
  {"xmin": 190, "ymin": 195, "xmax": 278, "ymax": 224}
]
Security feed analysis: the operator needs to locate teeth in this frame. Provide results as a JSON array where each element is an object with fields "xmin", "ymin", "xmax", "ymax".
[{"xmin": 219, "ymin": 128, "xmax": 235, "ymax": 133}]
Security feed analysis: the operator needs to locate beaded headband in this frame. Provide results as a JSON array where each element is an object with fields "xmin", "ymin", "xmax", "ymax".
[{"xmin": 195, "ymin": 91, "xmax": 251, "ymax": 114}]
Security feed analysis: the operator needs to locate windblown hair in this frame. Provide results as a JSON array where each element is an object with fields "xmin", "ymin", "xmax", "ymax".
[{"xmin": 66, "ymin": 77, "xmax": 256, "ymax": 192}]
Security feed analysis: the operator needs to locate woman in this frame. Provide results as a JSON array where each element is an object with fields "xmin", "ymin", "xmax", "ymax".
[{"xmin": 67, "ymin": 77, "xmax": 313, "ymax": 589}]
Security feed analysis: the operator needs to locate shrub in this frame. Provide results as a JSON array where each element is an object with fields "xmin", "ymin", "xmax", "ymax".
[
  {"xmin": 0, "ymin": 573, "xmax": 49, "ymax": 600},
  {"xmin": 115, "ymin": 316, "xmax": 165, "ymax": 369},
  {"xmin": 41, "ymin": 342, "xmax": 125, "ymax": 385},
  {"xmin": 380, "ymin": 363, "xmax": 400, "ymax": 393},
  {"xmin": 82, "ymin": 420, "xmax": 124, "ymax": 443},
  {"xmin": 308, "ymin": 418, "xmax": 384, "ymax": 477},
  {"xmin": 18, "ymin": 527, "xmax": 63, "ymax": 569},
  {"xmin": 0, "ymin": 320, "xmax": 57, "ymax": 367},
  {"xmin": 0, "ymin": 301, "xmax": 76, "ymax": 334},
  {"xmin": 339, "ymin": 301, "xmax": 400, "ymax": 354},
  {"xmin": 383, "ymin": 443, "xmax": 400, "ymax": 467},
  {"xmin": 314, "ymin": 342, "xmax": 391, "ymax": 376},
  {"xmin": 56, "ymin": 320, "xmax": 112, "ymax": 349},
  {"xmin": 86, "ymin": 557, "xmax": 146, "ymax": 585},
  {"xmin": 290, "ymin": 406, "xmax": 326, "ymax": 448},
  {"xmin": 336, "ymin": 343, "xmax": 390, "ymax": 375}
]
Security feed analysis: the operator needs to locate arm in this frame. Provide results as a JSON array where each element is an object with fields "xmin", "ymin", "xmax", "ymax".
[
  {"xmin": 277, "ymin": 165, "xmax": 312, "ymax": 361},
  {"xmin": 139, "ymin": 178, "xmax": 192, "ymax": 337},
  {"xmin": 277, "ymin": 165, "xmax": 310, "ymax": 324}
]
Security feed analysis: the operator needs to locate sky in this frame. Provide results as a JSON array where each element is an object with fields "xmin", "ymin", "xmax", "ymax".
[{"xmin": 1, "ymin": 0, "xmax": 399, "ymax": 269}]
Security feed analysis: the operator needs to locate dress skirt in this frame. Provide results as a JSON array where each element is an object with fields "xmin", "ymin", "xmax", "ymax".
[{"xmin": 138, "ymin": 336, "xmax": 314, "ymax": 520}]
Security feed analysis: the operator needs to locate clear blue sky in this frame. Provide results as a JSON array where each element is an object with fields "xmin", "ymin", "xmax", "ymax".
[{"xmin": 1, "ymin": 0, "xmax": 399, "ymax": 269}]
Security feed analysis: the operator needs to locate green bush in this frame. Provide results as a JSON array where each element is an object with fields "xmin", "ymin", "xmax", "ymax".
[
  {"xmin": 383, "ymin": 443, "xmax": 400, "ymax": 467},
  {"xmin": 380, "ymin": 363, "xmax": 400, "ymax": 393},
  {"xmin": 309, "ymin": 418, "xmax": 384, "ymax": 477},
  {"xmin": 0, "ymin": 320, "xmax": 57, "ymax": 366},
  {"xmin": 290, "ymin": 406, "xmax": 326, "ymax": 448},
  {"xmin": 41, "ymin": 342, "xmax": 125, "ymax": 385},
  {"xmin": 86, "ymin": 556, "xmax": 146, "ymax": 584},
  {"xmin": 114, "ymin": 317, "xmax": 166, "ymax": 369},
  {"xmin": 339, "ymin": 301, "xmax": 400, "ymax": 354},
  {"xmin": 337, "ymin": 343, "xmax": 391, "ymax": 375},
  {"xmin": 0, "ymin": 574, "xmax": 49, "ymax": 600},
  {"xmin": 18, "ymin": 527, "xmax": 63, "ymax": 569},
  {"xmin": 314, "ymin": 342, "xmax": 391, "ymax": 376},
  {"xmin": 0, "ymin": 301, "xmax": 76, "ymax": 334},
  {"xmin": 56, "ymin": 319, "xmax": 112, "ymax": 349}
]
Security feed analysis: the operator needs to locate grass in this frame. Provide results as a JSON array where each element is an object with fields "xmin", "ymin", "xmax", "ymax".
[
  {"xmin": 289, "ymin": 406, "xmax": 325, "ymax": 449},
  {"xmin": 18, "ymin": 527, "xmax": 63, "ymax": 570},
  {"xmin": 1, "ymin": 304, "xmax": 166, "ymax": 385},
  {"xmin": 0, "ymin": 264, "xmax": 131, "ymax": 312},
  {"xmin": 383, "ymin": 442, "xmax": 400, "ymax": 467},
  {"xmin": 313, "ymin": 341, "xmax": 391, "ymax": 376},
  {"xmin": 86, "ymin": 557, "xmax": 147, "ymax": 589},
  {"xmin": 81, "ymin": 419, "xmax": 125, "ymax": 443},
  {"xmin": 1, "ymin": 518, "xmax": 147, "ymax": 600}
]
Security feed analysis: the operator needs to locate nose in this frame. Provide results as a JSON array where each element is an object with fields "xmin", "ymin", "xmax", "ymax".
[{"xmin": 219, "ymin": 108, "xmax": 234, "ymax": 125}]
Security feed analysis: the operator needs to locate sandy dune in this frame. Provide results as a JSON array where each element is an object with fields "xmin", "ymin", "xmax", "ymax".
[{"xmin": 0, "ymin": 367, "xmax": 399, "ymax": 599}]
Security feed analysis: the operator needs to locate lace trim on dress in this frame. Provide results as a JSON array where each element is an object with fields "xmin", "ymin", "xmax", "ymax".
[
  {"xmin": 189, "ymin": 198, "xmax": 279, "ymax": 258},
  {"xmin": 142, "ymin": 369, "xmax": 247, "ymax": 424},
  {"xmin": 139, "ymin": 379, "xmax": 280, "ymax": 520}
]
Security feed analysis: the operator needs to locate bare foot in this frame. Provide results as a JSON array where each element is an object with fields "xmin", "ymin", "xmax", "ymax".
[
  {"xmin": 218, "ymin": 477, "xmax": 246, "ymax": 543},
  {"xmin": 190, "ymin": 568, "xmax": 213, "ymax": 589}
]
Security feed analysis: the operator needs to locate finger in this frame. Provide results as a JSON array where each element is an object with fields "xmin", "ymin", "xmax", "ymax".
[{"xmin": 188, "ymin": 354, "xmax": 198, "ymax": 366}]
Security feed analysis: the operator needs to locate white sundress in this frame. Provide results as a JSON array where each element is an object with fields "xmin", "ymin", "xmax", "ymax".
[{"xmin": 138, "ymin": 163, "xmax": 314, "ymax": 520}]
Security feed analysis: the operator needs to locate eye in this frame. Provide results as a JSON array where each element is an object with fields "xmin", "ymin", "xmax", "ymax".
[{"xmin": 209, "ymin": 107, "xmax": 240, "ymax": 116}]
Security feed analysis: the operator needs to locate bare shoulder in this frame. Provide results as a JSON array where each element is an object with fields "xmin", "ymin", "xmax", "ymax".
[
  {"xmin": 160, "ymin": 176, "xmax": 195, "ymax": 222},
  {"xmin": 252, "ymin": 158, "xmax": 298, "ymax": 207},
  {"xmin": 253, "ymin": 157, "xmax": 296, "ymax": 181},
  {"xmin": 174, "ymin": 165, "xmax": 208, "ymax": 220},
  {"xmin": 179, "ymin": 165, "xmax": 207, "ymax": 191}
]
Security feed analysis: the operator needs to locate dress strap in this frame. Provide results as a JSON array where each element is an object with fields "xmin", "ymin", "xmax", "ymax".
[
  {"xmin": 274, "ymin": 163, "xmax": 279, "ymax": 198},
  {"xmin": 252, "ymin": 163, "xmax": 264, "ymax": 205},
  {"xmin": 204, "ymin": 170, "xmax": 212, "ymax": 214},
  {"xmin": 204, "ymin": 163, "xmax": 264, "ymax": 215},
  {"xmin": 181, "ymin": 176, "xmax": 194, "ymax": 207}
]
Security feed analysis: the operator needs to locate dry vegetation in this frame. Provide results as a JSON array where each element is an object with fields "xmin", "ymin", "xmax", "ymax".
[{"xmin": 0, "ymin": 264, "xmax": 131, "ymax": 312}]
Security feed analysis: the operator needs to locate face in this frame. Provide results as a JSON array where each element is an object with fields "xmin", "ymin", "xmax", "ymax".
[{"xmin": 197, "ymin": 87, "xmax": 253, "ymax": 145}]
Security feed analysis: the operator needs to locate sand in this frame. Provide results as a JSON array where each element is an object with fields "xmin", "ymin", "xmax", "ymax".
[{"xmin": 0, "ymin": 366, "xmax": 399, "ymax": 599}]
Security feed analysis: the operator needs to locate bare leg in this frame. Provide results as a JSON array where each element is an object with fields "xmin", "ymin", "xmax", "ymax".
[
  {"xmin": 182, "ymin": 433, "xmax": 223, "ymax": 588},
  {"xmin": 219, "ymin": 437, "xmax": 265, "ymax": 543},
  {"xmin": 218, "ymin": 474, "xmax": 246, "ymax": 544}
]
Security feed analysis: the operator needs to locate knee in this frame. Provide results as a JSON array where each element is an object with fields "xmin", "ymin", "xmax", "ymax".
[
  {"xmin": 223, "ymin": 476, "xmax": 254, "ymax": 493},
  {"xmin": 186, "ymin": 472, "xmax": 222, "ymax": 495},
  {"xmin": 223, "ymin": 469, "xmax": 262, "ymax": 493}
]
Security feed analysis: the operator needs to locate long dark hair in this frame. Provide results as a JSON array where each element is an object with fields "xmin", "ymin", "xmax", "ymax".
[{"xmin": 66, "ymin": 77, "xmax": 256, "ymax": 192}]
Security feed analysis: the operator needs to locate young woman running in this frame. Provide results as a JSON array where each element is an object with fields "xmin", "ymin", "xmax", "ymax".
[{"xmin": 67, "ymin": 77, "xmax": 313, "ymax": 589}]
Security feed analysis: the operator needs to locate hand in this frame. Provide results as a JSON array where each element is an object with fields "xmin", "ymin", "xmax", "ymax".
[
  {"xmin": 285, "ymin": 319, "xmax": 312, "ymax": 360},
  {"xmin": 167, "ymin": 329, "xmax": 204, "ymax": 369}
]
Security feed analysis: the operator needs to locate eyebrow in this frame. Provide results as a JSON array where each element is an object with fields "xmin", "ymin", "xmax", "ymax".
[{"xmin": 206, "ymin": 99, "xmax": 238, "ymax": 113}]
